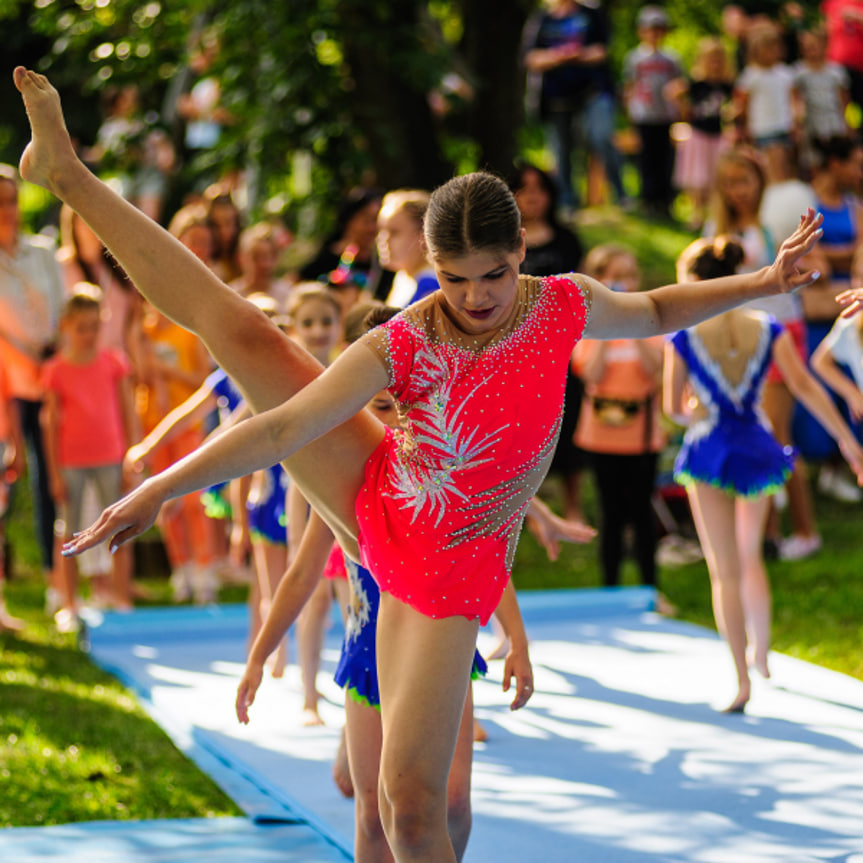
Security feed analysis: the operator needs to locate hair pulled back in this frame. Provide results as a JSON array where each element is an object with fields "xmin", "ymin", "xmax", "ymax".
[
  {"xmin": 424, "ymin": 172, "xmax": 522, "ymax": 262},
  {"xmin": 678, "ymin": 235, "xmax": 745, "ymax": 281}
]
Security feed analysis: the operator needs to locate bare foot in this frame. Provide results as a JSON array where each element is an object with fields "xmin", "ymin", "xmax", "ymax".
[
  {"xmin": 267, "ymin": 642, "xmax": 287, "ymax": 679},
  {"xmin": 13, "ymin": 67, "xmax": 80, "ymax": 193},
  {"xmin": 720, "ymin": 683, "xmax": 750, "ymax": 714},
  {"xmin": 301, "ymin": 706, "xmax": 325, "ymax": 727},
  {"xmin": 751, "ymin": 657, "xmax": 771, "ymax": 680},
  {"xmin": 331, "ymin": 728, "xmax": 354, "ymax": 798},
  {"xmin": 473, "ymin": 719, "xmax": 488, "ymax": 743}
]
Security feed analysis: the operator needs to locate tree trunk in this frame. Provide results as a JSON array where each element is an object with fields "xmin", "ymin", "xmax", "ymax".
[
  {"xmin": 459, "ymin": 0, "xmax": 532, "ymax": 176},
  {"xmin": 338, "ymin": 2, "xmax": 453, "ymax": 189}
]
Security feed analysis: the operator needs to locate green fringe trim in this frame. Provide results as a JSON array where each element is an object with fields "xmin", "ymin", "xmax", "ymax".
[
  {"xmin": 346, "ymin": 685, "xmax": 381, "ymax": 712},
  {"xmin": 673, "ymin": 467, "xmax": 791, "ymax": 500},
  {"xmin": 200, "ymin": 490, "xmax": 231, "ymax": 520}
]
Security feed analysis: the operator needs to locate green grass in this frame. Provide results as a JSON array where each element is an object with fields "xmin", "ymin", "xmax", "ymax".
[{"xmin": 2, "ymin": 206, "xmax": 862, "ymax": 830}]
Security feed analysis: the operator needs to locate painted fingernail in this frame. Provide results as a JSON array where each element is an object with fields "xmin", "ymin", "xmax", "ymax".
[{"xmin": 812, "ymin": 271, "xmax": 821, "ymax": 281}]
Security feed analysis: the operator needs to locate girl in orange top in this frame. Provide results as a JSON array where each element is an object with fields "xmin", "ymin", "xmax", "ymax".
[{"xmin": 572, "ymin": 244, "xmax": 666, "ymax": 590}]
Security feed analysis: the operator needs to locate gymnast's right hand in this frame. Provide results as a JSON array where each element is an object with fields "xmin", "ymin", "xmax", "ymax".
[
  {"xmin": 236, "ymin": 661, "xmax": 264, "ymax": 724},
  {"xmin": 61, "ymin": 477, "xmax": 166, "ymax": 556}
]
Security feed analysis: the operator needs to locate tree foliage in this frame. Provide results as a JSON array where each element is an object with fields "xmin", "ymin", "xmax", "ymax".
[{"xmin": 0, "ymin": 0, "xmax": 732, "ymax": 228}]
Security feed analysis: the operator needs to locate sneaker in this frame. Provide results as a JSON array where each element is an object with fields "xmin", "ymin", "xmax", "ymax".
[
  {"xmin": 817, "ymin": 467, "xmax": 863, "ymax": 503},
  {"xmin": 169, "ymin": 565, "xmax": 192, "ymax": 603},
  {"xmin": 54, "ymin": 607, "xmax": 80, "ymax": 633},
  {"xmin": 773, "ymin": 486, "xmax": 788, "ymax": 510},
  {"xmin": 779, "ymin": 534, "xmax": 822, "ymax": 561}
]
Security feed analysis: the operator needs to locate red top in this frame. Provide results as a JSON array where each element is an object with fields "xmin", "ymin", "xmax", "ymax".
[
  {"xmin": 356, "ymin": 274, "xmax": 590, "ymax": 624},
  {"xmin": 41, "ymin": 349, "xmax": 131, "ymax": 468}
]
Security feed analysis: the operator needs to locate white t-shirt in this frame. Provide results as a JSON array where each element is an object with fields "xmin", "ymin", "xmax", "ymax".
[
  {"xmin": 820, "ymin": 314, "xmax": 863, "ymax": 391},
  {"xmin": 736, "ymin": 64, "xmax": 795, "ymax": 137}
]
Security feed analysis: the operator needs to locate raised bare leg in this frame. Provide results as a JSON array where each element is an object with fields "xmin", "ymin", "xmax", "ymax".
[{"xmin": 13, "ymin": 67, "xmax": 384, "ymax": 555}]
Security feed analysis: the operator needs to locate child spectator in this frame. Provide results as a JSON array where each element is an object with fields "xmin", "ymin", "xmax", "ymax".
[
  {"xmin": 734, "ymin": 21, "xmax": 796, "ymax": 183},
  {"xmin": 229, "ymin": 222, "xmax": 294, "ymax": 311},
  {"xmin": 622, "ymin": 5, "xmax": 683, "ymax": 218},
  {"xmin": 377, "ymin": 189, "xmax": 438, "ymax": 309},
  {"xmin": 812, "ymin": 244, "xmax": 863, "ymax": 427},
  {"xmin": 792, "ymin": 25, "xmax": 850, "ymax": 179},
  {"xmin": 668, "ymin": 37, "xmax": 735, "ymax": 230},
  {"xmin": 0, "ymin": 357, "xmax": 24, "ymax": 631},
  {"xmin": 572, "ymin": 244, "xmax": 667, "ymax": 598},
  {"xmin": 42, "ymin": 285, "xmax": 136, "ymax": 629}
]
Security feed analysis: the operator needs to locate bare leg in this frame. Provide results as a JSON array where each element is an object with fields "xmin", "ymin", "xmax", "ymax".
[
  {"xmin": 13, "ymin": 68, "xmax": 384, "ymax": 556},
  {"xmin": 345, "ymin": 697, "xmax": 393, "ymax": 863},
  {"xmin": 762, "ymin": 381, "xmax": 818, "ymax": 540},
  {"xmin": 447, "ymin": 684, "xmax": 475, "ymax": 863},
  {"xmin": 298, "ymin": 578, "xmax": 332, "ymax": 724},
  {"xmin": 376, "ymin": 594, "xmax": 478, "ymax": 862},
  {"xmin": 687, "ymin": 484, "xmax": 750, "ymax": 713},
  {"xmin": 332, "ymin": 725, "xmax": 355, "ymax": 799},
  {"xmin": 735, "ymin": 496, "xmax": 772, "ymax": 679},
  {"xmin": 253, "ymin": 539, "xmax": 289, "ymax": 677}
]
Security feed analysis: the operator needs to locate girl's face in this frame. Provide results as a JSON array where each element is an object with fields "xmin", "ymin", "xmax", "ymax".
[
  {"xmin": 367, "ymin": 389, "xmax": 399, "ymax": 429},
  {"xmin": 834, "ymin": 147, "xmax": 863, "ymax": 194},
  {"xmin": 601, "ymin": 254, "xmax": 640, "ymax": 293},
  {"xmin": 244, "ymin": 239, "xmax": 277, "ymax": 280},
  {"xmin": 292, "ymin": 298, "xmax": 342, "ymax": 363},
  {"xmin": 210, "ymin": 202, "xmax": 239, "ymax": 247},
  {"xmin": 514, "ymin": 169, "xmax": 552, "ymax": 223},
  {"xmin": 702, "ymin": 47, "xmax": 727, "ymax": 79},
  {"xmin": 799, "ymin": 31, "xmax": 825, "ymax": 64},
  {"xmin": 179, "ymin": 224, "xmax": 214, "ymax": 264},
  {"xmin": 63, "ymin": 308, "xmax": 101, "ymax": 355},
  {"xmin": 435, "ymin": 243, "xmax": 525, "ymax": 336},
  {"xmin": 344, "ymin": 201, "xmax": 381, "ymax": 252},
  {"xmin": 377, "ymin": 208, "xmax": 423, "ymax": 272},
  {"xmin": 717, "ymin": 162, "xmax": 761, "ymax": 215}
]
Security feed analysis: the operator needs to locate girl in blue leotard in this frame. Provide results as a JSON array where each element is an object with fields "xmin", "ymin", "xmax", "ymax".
[{"xmin": 664, "ymin": 235, "xmax": 863, "ymax": 713}]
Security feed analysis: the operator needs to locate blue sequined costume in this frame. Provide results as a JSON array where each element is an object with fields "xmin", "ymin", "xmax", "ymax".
[
  {"xmin": 669, "ymin": 315, "xmax": 795, "ymax": 497},
  {"xmin": 247, "ymin": 463, "xmax": 289, "ymax": 545},
  {"xmin": 335, "ymin": 558, "xmax": 487, "ymax": 710},
  {"xmin": 201, "ymin": 368, "xmax": 245, "ymax": 518}
]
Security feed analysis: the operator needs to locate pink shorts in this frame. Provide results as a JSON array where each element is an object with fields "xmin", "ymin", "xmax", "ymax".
[
  {"xmin": 322, "ymin": 542, "xmax": 347, "ymax": 580},
  {"xmin": 766, "ymin": 319, "xmax": 807, "ymax": 385}
]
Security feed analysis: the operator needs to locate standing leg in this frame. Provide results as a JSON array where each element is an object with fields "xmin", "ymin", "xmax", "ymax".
[
  {"xmin": 735, "ymin": 495, "xmax": 772, "ymax": 679},
  {"xmin": 591, "ymin": 452, "xmax": 625, "ymax": 587},
  {"xmin": 446, "ymin": 684, "xmax": 475, "ymax": 863},
  {"xmin": 344, "ymin": 697, "xmax": 393, "ymax": 863},
  {"xmin": 629, "ymin": 452, "xmax": 659, "ymax": 588},
  {"xmin": 376, "ymin": 594, "xmax": 479, "ymax": 863},
  {"xmin": 297, "ymin": 578, "xmax": 333, "ymax": 725},
  {"xmin": 686, "ymin": 483, "xmax": 750, "ymax": 712}
]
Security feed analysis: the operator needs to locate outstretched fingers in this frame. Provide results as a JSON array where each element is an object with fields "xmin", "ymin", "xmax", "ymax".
[
  {"xmin": 837, "ymin": 288, "xmax": 863, "ymax": 319},
  {"xmin": 62, "ymin": 485, "xmax": 162, "ymax": 557}
]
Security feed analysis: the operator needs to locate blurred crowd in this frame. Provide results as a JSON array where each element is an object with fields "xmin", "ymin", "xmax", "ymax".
[{"xmin": 0, "ymin": 0, "xmax": 862, "ymax": 652}]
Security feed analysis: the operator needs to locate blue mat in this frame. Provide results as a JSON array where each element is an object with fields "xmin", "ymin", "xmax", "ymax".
[{"xmin": 5, "ymin": 586, "xmax": 863, "ymax": 863}]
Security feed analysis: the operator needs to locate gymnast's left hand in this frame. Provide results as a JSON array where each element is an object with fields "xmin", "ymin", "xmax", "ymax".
[
  {"xmin": 61, "ymin": 477, "xmax": 166, "ymax": 557},
  {"xmin": 236, "ymin": 660, "xmax": 264, "ymax": 724},
  {"xmin": 502, "ymin": 643, "xmax": 534, "ymax": 710}
]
